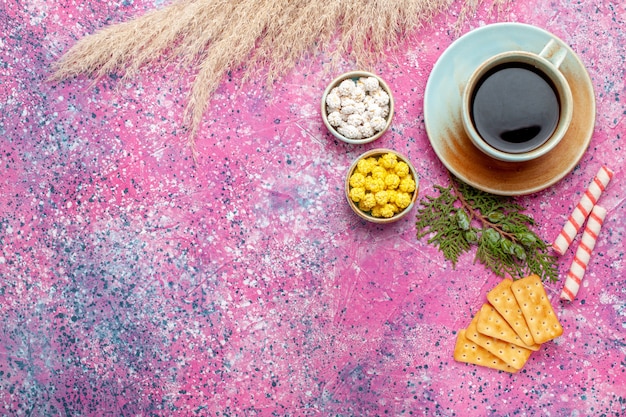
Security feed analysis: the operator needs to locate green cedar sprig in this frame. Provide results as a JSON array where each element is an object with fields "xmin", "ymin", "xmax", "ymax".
[{"xmin": 415, "ymin": 175, "xmax": 558, "ymax": 282}]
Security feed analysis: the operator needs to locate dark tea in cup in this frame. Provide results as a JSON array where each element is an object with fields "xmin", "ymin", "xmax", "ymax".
[
  {"xmin": 461, "ymin": 39, "xmax": 573, "ymax": 163},
  {"xmin": 470, "ymin": 62, "xmax": 560, "ymax": 154}
]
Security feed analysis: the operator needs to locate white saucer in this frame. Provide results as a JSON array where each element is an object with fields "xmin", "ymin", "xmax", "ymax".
[{"xmin": 424, "ymin": 23, "xmax": 595, "ymax": 196}]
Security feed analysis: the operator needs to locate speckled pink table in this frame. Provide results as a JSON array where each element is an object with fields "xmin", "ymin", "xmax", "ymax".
[{"xmin": 1, "ymin": 0, "xmax": 625, "ymax": 415}]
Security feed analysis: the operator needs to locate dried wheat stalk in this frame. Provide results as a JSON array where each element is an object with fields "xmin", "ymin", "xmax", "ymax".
[{"xmin": 51, "ymin": 0, "xmax": 508, "ymax": 154}]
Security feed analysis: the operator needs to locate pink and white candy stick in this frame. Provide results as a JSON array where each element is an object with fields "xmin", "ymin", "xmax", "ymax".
[
  {"xmin": 553, "ymin": 166, "xmax": 613, "ymax": 255},
  {"xmin": 560, "ymin": 205, "xmax": 608, "ymax": 302}
]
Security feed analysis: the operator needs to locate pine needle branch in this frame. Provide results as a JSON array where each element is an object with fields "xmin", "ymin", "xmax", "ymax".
[{"xmin": 415, "ymin": 175, "xmax": 558, "ymax": 282}]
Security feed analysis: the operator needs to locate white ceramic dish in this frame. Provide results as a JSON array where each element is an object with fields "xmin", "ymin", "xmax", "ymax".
[
  {"xmin": 322, "ymin": 71, "xmax": 395, "ymax": 144},
  {"xmin": 424, "ymin": 22, "xmax": 596, "ymax": 196}
]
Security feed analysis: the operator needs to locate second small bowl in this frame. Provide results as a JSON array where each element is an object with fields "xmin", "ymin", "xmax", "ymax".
[{"xmin": 345, "ymin": 148, "xmax": 419, "ymax": 224}]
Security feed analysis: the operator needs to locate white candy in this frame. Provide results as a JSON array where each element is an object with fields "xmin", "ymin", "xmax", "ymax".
[
  {"xmin": 337, "ymin": 124, "xmax": 360, "ymax": 139},
  {"xmin": 360, "ymin": 76, "xmax": 380, "ymax": 92},
  {"xmin": 337, "ymin": 79, "xmax": 356, "ymax": 96},
  {"xmin": 368, "ymin": 105, "xmax": 385, "ymax": 119},
  {"xmin": 358, "ymin": 122, "xmax": 375, "ymax": 138},
  {"xmin": 340, "ymin": 105, "xmax": 357, "ymax": 115},
  {"xmin": 340, "ymin": 96, "xmax": 356, "ymax": 108},
  {"xmin": 325, "ymin": 91, "xmax": 341, "ymax": 109},
  {"xmin": 346, "ymin": 113, "xmax": 364, "ymax": 127},
  {"xmin": 353, "ymin": 102, "xmax": 366, "ymax": 115},
  {"xmin": 327, "ymin": 111, "xmax": 343, "ymax": 127},
  {"xmin": 371, "ymin": 89, "xmax": 390, "ymax": 106},
  {"xmin": 351, "ymin": 86, "xmax": 366, "ymax": 102},
  {"xmin": 370, "ymin": 116, "xmax": 387, "ymax": 132}
]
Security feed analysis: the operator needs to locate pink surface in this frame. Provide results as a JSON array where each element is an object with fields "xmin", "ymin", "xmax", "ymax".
[{"xmin": 1, "ymin": 0, "xmax": 625, "ymax": 415}]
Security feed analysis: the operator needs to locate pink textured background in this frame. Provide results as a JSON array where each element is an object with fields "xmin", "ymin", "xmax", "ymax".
[{"xmin": 1, "ymin": 0, "xmax": 625, "ymax": 415}]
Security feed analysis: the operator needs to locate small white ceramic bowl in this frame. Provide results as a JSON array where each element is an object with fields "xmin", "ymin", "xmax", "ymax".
[
  {"xmin": 345, "ymin": 148, "xmax": 419, "ymax": 224},
  {"xmin": 321, "ymin": 71, "xmax": 394, "ymax": 144}
]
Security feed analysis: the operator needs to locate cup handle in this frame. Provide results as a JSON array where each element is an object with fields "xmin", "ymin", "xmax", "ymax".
[{"xmin": 539, "ymin": 39, "xmax": 568, "ymax": 69}]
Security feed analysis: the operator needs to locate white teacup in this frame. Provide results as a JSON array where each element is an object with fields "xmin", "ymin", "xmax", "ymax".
[{"xmin": 461, "ymin": 39, "xmax": 573, "ymax": 162}]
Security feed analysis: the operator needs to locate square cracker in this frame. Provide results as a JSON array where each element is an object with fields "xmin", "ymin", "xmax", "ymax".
[
  {"xmin": 466, "ymin": 311, "xmax": 533, "ymax": 370},
  {"xmin": 511, "ymin": 274, "xmax": 564, "ymax": 344},
  {"xmin": 476, "ymin": 303, "xmax": 540, "ymax": 351},
  {"xmin": 487, "ymin": 278, "xmax": 537, "ymax": 347},
  {"xmin": 453, "ymin": 329, "xmax": 517, "ymax": 373}
]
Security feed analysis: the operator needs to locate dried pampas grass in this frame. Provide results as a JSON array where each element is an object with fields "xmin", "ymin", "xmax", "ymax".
[{"xmin": 51, "ymin": 0, "xmax": 508, "ymax": 153}]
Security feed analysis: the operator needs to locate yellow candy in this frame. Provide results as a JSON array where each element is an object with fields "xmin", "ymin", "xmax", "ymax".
[
  {"xmin": 358, "ymin": 193, "xmax": 377, "ymax": 211},
  {"xmin": 356, "ymin": 159, "xmax": 373, "ymax": 175},
  {"xmin": 349, "ymin": 172, "xmax": 366, "ymax": 188},
  {"xmin": 374, "ymin": 190, "xmax": 389, "ymax": 205},
  {"xmin": 370, "ymin": 165, "xmax": 387, "ymax": 180},
  {"xmin": 349, "ymin": 187, "xmax": 366, "ymax": 202},
  {"xmin": 364, "ymin": 176, "xmax": 385, "ymax": 193},
  {"xmin": 395, "ymin": 192, "xmax": 412, "ymax": 209},
  {"xmin": 399, "ymin": 176, "xmax": 416, "ymax": 193},
  {"xmin": 378, "ymin": 203, "xmax": 396, "ymax": 218},
  {"xmin": 384, "ymin": 173, "xmax": 400, "ymax": 190},
  {"xmin": 394, "ymin": 161, "xmax": 410, "ymax": 178},
  {"xmin": 386, "ymin": 189, "xmax": 398, "ymax": 204},
  {"xmin": 370, "ymin": 205, "xmax": 383, "ymax": 218},
  {"xmin": 380, "ymin": 153, "xmax": 398, "ymax": 169}
]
